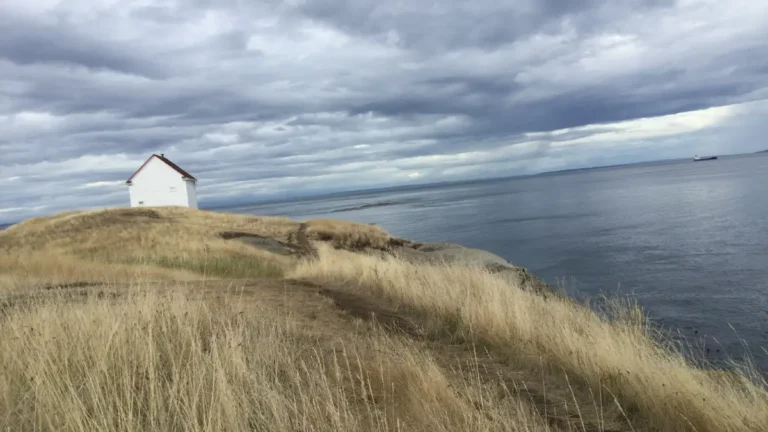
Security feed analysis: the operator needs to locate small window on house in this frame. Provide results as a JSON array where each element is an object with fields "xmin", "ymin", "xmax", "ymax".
[
  {"xmin": 138, "ymin": 201, "xmax": 144, "ymax": 205},
  {"xmin": 170, "ymin": 186, "xmax": 176, "ymax": 192}
]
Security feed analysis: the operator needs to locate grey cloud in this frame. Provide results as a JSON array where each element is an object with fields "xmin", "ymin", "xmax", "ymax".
[
  {"xmin": 0, "ymin": 14, "xmax": 164, "ymax": 79},
  {"xmin": 295, "ymin": 0, "xmax": 675, "ymax": 52},
  {"xmin": 1, "ymin": 0, "xmax": 768, "ymax": 223},
  {"xmin": 351, "ymin": 59, "xmax": 768, "ymax": 138}
]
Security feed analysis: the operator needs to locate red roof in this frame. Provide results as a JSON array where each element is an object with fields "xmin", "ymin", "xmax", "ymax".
[{"xmin": 125, "ymin": 154, "xmax": 197, "ymax": 184}]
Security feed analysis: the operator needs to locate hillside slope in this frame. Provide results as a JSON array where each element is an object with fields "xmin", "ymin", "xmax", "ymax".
[{"xmin": 1, "ymin": 207, "xmax": 767, "ymax": 431}]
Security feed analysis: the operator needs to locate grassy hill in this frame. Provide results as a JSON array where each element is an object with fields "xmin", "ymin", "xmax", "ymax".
[{"xmin": 1, "ymin": 207, "xmax": 766, "ymax": 431}]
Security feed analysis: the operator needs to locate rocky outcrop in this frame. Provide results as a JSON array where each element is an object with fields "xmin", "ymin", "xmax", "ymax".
[{"xmin": 389, "ymin": 240, "xmax": 558, "ymax": 298}]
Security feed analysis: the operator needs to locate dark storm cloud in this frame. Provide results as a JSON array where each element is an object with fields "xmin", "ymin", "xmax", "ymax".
[
  {"xmin": 350, "ymin": 61, "xmax": 768, "ymax": 140},
  {"xmin": 0, "ymin": 14, "xmax": 164, "ymax": 78},
  {"xmin": 1, "ymin": 0, "xmax": 768, "ymax": 223},
  {"xmin": 296, "ymin": 0, "xmax": 675, "ymax": 51}
]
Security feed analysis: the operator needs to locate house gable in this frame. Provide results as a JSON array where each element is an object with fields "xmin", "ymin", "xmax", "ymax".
[{"xmin": 126, "ymin": 154, "xmax": 196, "ymax": 184}]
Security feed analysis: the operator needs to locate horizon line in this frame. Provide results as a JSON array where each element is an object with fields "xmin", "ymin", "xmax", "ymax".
[{"xmin": 2, "ymin": 150, "xmax": 761, "ymax": 226}]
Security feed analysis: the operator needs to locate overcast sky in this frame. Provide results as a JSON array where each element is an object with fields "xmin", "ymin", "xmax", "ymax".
[{"xmin": 2, "ymin": 0, "xmax": 768, "ymax": 223}]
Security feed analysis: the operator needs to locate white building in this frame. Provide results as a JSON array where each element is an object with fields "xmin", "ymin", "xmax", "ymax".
[{"xmin": 125, "ymin": 154, "xmax": 198, "ymax": 208}]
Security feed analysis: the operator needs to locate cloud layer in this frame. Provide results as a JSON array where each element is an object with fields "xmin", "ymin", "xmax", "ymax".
[{"xmin": 2, "ymin": 0, "xmax": 768, "ymax": 222}]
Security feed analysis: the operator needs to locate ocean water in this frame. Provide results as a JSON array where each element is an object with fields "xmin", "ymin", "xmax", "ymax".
[{"xmin": 227, "ymin": 153, "xmax": 768, "ymax": 370}]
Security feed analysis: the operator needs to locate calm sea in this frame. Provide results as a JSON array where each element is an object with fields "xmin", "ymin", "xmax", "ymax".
[{"xmin": 226, "ymin": 153, "xmax": 768, "ymax": 370}]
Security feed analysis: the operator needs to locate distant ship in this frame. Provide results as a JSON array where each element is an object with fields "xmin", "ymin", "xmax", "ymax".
[{"xmin": 693, "ymin": 155, "xmax": 717, "ymax": 162}]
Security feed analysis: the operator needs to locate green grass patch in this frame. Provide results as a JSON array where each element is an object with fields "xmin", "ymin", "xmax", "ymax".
[{"xmin": 120, "ymin": 254, "xmax": 285, "ymax": 279}]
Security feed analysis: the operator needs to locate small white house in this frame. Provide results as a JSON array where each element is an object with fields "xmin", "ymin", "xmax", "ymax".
[{"xmin": 125, "ymin": 154, "xmax": 198, "ymax": 209}]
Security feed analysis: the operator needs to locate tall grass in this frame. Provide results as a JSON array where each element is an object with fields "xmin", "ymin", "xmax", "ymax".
[
  {"xmin": 289, "ymin": 244, "xmax": 768, "ymax": 432},
  {"xmin": 0, "ymin": 288, "xmax": 554, "ymax": 431},
  {"xmin": 0, "ymin": 207, "xmax": 393, "ymax": 259},
  {"xmin": 304, "ymin": 218, "xmax": 393, "ymax": 250},
  {"xmin": 0, "ymin": 207, "xmax": 392, "ymax": 286},
  {"xmin": 118, "ymin": 254, "xmax": 285, "ymax": 279},
  {"xmin": 7, "ymin": 207, "xmax": 768, "ymax": 430},
  {"xmin": 0, "ymin": 251, "xmax": 198, "ymax": 292}
]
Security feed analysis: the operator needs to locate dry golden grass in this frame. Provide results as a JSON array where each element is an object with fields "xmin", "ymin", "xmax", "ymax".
[
  {"xmin": 304, "ymin": 218, "xmax": 393, "ymax": 250},
  {"xmin": 5, "ymin": 207, "xmax": 768, "ymax": 431},
  {"xmin": 0, "ymin": 207, "xmax": 392, "ymax": 290},
  {"xmin": 0, "ymin": 208, "xmax": 294, "ymax": 290},
  {"xmin": 290, "ymin": 244, "xmax": 768, "ymax": 432},
  {"xmin": 0, "ymin": 251, "xmax": 200, "ymax": 292},
  {"xmin": 2, "ymin": 207, "xmax": 394, "ymax": 256},
  {"xmin": 1, "ymin": 207, "xmax": 298, "ymax": 260},
  {"xmin": 0, "ymin": 287, "xmax": 555, "ymax": 432}
]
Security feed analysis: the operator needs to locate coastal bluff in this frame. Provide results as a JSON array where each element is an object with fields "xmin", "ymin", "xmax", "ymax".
[
  {"xmin": 216, "ymin": 215, "xmax": 553, "ymax": 297},
  {"xmin": 3, "ymin": 206, "xmax": 767, "ymax": 432},
  {"xmin": 0, "ymin": 207, "xmax": 551, "ymax": 299}
]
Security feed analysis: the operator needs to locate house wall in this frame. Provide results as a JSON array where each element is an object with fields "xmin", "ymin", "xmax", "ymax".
[
  {"xmin": 184, "ymin": 180, "xmax": 199, "ymax": 209},
  {"xmin": 128, "ymin": 157, "xmax": 195, "ymax": 208}
]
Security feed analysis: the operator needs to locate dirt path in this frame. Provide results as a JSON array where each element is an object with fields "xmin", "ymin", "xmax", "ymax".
[
  {"xmin": 289, "ymin": 278, "xmax": 625, "ymax": 431},
  {"xmin": 296, "ymin": 223, "xmax": 317, "ymax": 258}
]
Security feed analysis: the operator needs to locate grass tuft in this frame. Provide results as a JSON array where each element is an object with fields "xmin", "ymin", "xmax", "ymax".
[
  {"xmin": 120, "ymin": 254, "xmax": 285, "ymax": 279},
  {"xmin": 305, "ymin": 218, "xmax": 393, "ymax": 250}
]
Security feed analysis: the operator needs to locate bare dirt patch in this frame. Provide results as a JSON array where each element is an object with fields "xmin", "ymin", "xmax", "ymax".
[{"xmin": 218, "ymin": 231, "xmax": 304, "ymax": 256}]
